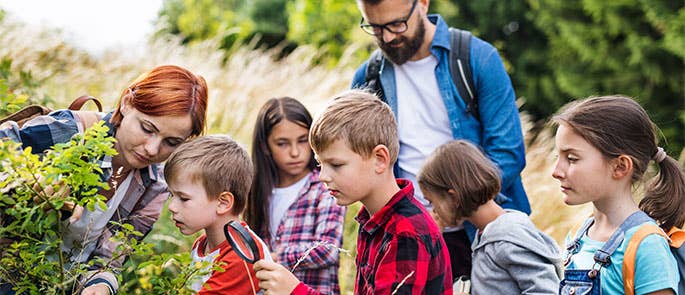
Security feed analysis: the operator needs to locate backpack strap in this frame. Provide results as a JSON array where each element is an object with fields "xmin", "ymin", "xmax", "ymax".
[
  {"xmin": 622, "ymin": 224, "xmax": 670, "ymax": 295},
  {"xmin": 364, "ymin": 49, "xmax": 386, "ymax": 103},
  {"xmin": 595, "ymin": 211, "xmax": 654, "ymax": 266},
  {"xmin": 363, "ymin": 28, "xmax": 477, "ymax": 119},
  {"xmin": 0, "ymin": 105, "xmax": 52, "ymax": 126},
  {"xmin": 0, "ymin": 95, "xmax": 103, "ymax": 128},
  {"xmin": 667, "ymin": 226, "xmax": 685, "ymax": 248},
  {"xmin": 69, "ymin": 95, "xmax": 104, "ymax": 132},
  {"xmin": 448, "ymin": 28, "xmax": 478, "ymax": 120},
  {"xmin": 68, "ymin": 95, "xmax": 103, "ymax": 112}
]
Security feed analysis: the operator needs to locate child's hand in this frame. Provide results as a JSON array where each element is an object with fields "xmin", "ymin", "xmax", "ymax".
[
  {"xmin": 254, "ymin": 259, "xmax": 300, "ymax": 295},
  {"xmin": 80, "ymin": 284, "xmax": 111, "ymax": 295}
]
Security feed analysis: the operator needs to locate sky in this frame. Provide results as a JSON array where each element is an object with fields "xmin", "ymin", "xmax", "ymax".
[{"xmin": 0, "ymin": 0, "xmax": 163, "ymax": 54}]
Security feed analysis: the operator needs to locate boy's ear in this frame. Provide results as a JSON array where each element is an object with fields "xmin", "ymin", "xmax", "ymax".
[
  {"xmin": 216, "ymin": 191, "xmax": 235, "ymax": 215},
  {"xmin": 446, "ymin": 189, "xmax": 459, "ymax": 199},
  {"xmin": 372, "ymin": 144, "xmax": 391, "ymax": 174},
  {"xmin": 611, "ymin": 155, "xmax": 633, "ymax": 179}
]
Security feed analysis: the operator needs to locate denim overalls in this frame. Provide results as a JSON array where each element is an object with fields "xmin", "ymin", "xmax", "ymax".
[{"xmin": 560, "ymin": 211, "xmax": 654, "ymax": 295}]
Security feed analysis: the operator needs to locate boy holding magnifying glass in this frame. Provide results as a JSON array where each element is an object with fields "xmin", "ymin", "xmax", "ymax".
[
  {"xmin": 254, "ymin": 90, "xmax": 453, "ymax": 294},
  {"xmin": 165, "ymin": 135, "xmax": 272, "ymax": 294}
]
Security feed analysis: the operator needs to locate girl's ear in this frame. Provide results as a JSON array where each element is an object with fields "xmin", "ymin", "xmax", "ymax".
[
  {"xmin": 216, "ymin": 191, "xmax": 235, "ymax": 215},
  {"xmin": 611, "ymin": 154, "xmax": 633, "ymax": 179},
  {"xmin": 446, "ymin": 188, "xmax": 462, "ymax": 207}
]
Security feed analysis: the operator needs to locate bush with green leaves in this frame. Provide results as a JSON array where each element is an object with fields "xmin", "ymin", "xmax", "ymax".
[
  {"xmin": 6, "ymin": 125, "xmax": 229, "ymax": 295},
  {"xmin": 0, "ymin": 123, "xmax": 220, "ymax": 294},
  {"xmin": 0, "ymin": 122, "xmax": 115, "ymax": 293}
]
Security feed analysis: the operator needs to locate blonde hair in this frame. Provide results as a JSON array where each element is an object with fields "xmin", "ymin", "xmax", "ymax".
[
  {"xmin": 310, "ymin": 89, "xmax": 398, "ymax": 163},
  {"xmin": 418, "ymin": 140, "xmax": 501, "ymax": 219},
  {"xmin": 164, "ymin": 135, "xmax": 253, "ymax": 215}
]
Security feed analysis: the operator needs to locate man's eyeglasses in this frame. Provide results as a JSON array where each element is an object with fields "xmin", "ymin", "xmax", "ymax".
[{"xmin": 359, "ymin": 0, "xmax": 418, "ymax": 36}]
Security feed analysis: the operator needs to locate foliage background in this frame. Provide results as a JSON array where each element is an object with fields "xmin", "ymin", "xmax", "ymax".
[
  {"xmin": 1, "ymin": 1, "xmax": 683, "ymax": 293},
  {"xmin": 156, "ymin": 0, "xmax": 684, "ymax": 154}
]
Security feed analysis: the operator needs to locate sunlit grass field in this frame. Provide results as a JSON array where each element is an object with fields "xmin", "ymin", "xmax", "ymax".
[{"xmin": 3, "ymin": 15, "xmax": 681, "ymax": 294}]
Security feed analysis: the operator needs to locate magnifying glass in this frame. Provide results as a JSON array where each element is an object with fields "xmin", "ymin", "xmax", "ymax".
[{"xmin": 223, "ymin": 220, "xmax": 262, "ymax": 264}]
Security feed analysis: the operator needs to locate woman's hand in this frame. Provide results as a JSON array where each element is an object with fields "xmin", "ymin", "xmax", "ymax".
[
  {"xmin": 254, "ymin": 259, "xmax": 300, "ymax": 295},
  {"xmin": 80, "ymin": 284, "xmax": 111, "ymax": 295},
  {"xmin": 31, "ymin": 177, "xmax": 83, "ymax": 222}
]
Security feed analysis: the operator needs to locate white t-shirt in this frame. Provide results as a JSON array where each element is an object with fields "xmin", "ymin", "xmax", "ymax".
[
  {"xmin": 268, "ymin": 173, "xmax": 310, "ymax": 238},
  {"xmin": 394, "ymin": 55, "xmax": 453, "ymax": 208},
  {"xmin": 62, "ymin": 172, "xmax": 133, "ymax": 263}
]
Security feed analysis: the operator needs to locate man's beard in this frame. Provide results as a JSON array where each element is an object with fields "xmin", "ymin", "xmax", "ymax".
[{"xmin": 378, "ymin": 18, "xmax": 425, "ymax": 65}]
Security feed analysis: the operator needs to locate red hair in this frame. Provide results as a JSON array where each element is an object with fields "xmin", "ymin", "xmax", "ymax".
[{"xmin": 111, "ymin": 65, "xmax": 208, "ymax": 137}]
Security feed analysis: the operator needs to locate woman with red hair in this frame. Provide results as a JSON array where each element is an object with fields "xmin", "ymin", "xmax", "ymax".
[{"xmin": 0, "ymin": 65, "xmax": 209, "ymax": 295}]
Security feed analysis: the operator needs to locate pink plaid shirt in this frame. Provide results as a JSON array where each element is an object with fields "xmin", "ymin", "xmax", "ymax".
[{"xmin": 264, "ymin": 169, "xmax": 346, "ymax": 295}]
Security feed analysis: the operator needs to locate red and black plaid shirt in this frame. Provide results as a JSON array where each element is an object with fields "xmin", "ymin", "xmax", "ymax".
[{"xmin": 292, "ymin": 179, "xmax": 452, "ymax": 294}]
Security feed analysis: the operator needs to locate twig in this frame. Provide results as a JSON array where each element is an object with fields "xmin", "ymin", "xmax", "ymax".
[
  {"xmin": 290, "ymin": 240, "xmax": 351, "ymax": 272},
  {"xmin": 391, "ymin": 270, "xmax": 415, "ymax": 295}
]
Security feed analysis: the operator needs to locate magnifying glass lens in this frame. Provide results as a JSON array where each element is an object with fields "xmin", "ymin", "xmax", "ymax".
[
  {"xmin": 224, "ymin": 220, "xmax": 261, "ymax": 264},
  {"xmin": 226, "ymin": 226, "xmax": 255, "ymax": 261}
]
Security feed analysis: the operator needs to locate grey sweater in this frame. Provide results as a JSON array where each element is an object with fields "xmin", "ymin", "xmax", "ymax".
[{"xmin": 471, "ymin": 210, "xmax": 562, "ymax": 295}]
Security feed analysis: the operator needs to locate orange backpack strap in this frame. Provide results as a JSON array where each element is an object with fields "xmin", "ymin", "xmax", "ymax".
[
  {"xmin": 622, "ymin": 224, "xmax": 670, "ymax": 295},
  {"xmin": 667, "ymin": 226, "xmax": 685, "ymax": 248}
]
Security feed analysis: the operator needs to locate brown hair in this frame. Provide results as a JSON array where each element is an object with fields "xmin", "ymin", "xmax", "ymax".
[
  {"xmin": 310, "ymin": 89, "xmax": 399, "ymax": 163},
  {"xmin": 245, "ymin": 97, "xmax": 317, "ymax": 239},
  {"xmin": 552, "ymin": 95, "xmax": 685, "ymax": 230},
  {"xmin": 111, "ymin": 65, "xmax": 208, "ymax": 137},
  {"xmin": 164, "ymin": 135, "xmax": 253, "ymax": 215},
  {"xmin": 418, "ymin": 140, "xmax": 502, "ymax": 220}
]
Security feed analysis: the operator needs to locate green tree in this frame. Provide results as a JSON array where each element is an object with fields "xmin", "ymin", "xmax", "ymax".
[
  {"xmin": 155, "ymin": 0, "xmax": 291, "ymax": 50},
  {"xmin": 155, "ymin": 0, "xmax": 251, "ymax": 48},
  {"xmin": 287, "ymin": 0, "xmax": 363, "ymax": 64},
  {"xmin": 432, "ymin": 0, "xmax": 561, "ymax": 126},
  {"xmin": 434, "ymin": 0, "xmax": 684, "ymax": 152},
  {"xmin": 532, "ymin": 0, "xmax": 684, "ymax": 152}
]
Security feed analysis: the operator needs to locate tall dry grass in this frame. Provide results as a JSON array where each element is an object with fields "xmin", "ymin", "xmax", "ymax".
[{"xmin": 8, "ymin": 13, "xmax": 677, "ymax": 295}]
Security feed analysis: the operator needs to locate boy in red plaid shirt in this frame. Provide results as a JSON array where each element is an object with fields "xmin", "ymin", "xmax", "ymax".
[{"xmin": 254, "ymin": 90, "xmax": 452, "ymax": 295}]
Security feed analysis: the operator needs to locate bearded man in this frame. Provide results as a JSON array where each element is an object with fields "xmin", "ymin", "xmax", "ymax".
[{"xmin": 351, "ymin": 0, "xmax": 531, "ymax": 282}]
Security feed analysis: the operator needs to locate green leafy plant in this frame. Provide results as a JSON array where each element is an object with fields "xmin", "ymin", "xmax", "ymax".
[
  {"xmin": 0, "ymin": 57, "xmax": 50, "ymax": 118},
  {"xmin": 0, "ymin": 122, "xmax": 117, "ymax": 294},
  {"xmin": 0, "ymin": 123, "xmax": 221, "ymax": 294},
  {"xmin": 120, "ymin": 252, "xmax": 221, "ymax": 294}
]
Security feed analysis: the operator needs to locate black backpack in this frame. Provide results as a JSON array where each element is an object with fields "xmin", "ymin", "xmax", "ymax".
[{"xmin": 364, "ymin": 28, "xmax": 479, "ymax": 120}]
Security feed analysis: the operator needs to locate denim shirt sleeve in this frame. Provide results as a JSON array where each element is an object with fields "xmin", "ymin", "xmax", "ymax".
[
  {"xmin": 469, "ymin": 36, "xmax": 526, "ymax": 195},
  {"xmin": 351, "ymin": 62, "xmax": 368, "ymax": 89}
]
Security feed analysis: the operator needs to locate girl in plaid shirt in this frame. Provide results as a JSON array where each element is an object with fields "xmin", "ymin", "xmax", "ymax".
[{"xmin": 245, "ymin": 97, "xmax": 346, "ymax": 295}]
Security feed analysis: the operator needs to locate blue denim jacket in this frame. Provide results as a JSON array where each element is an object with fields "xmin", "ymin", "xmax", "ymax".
[{"xmin": 352, "ymin": 14, "xmax": 530, "ymax": 214}]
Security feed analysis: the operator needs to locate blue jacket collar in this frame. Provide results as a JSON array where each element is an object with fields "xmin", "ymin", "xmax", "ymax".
[{"xmin": 428, "ymin": 14, "xmax": 451, "ymax": 55}]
